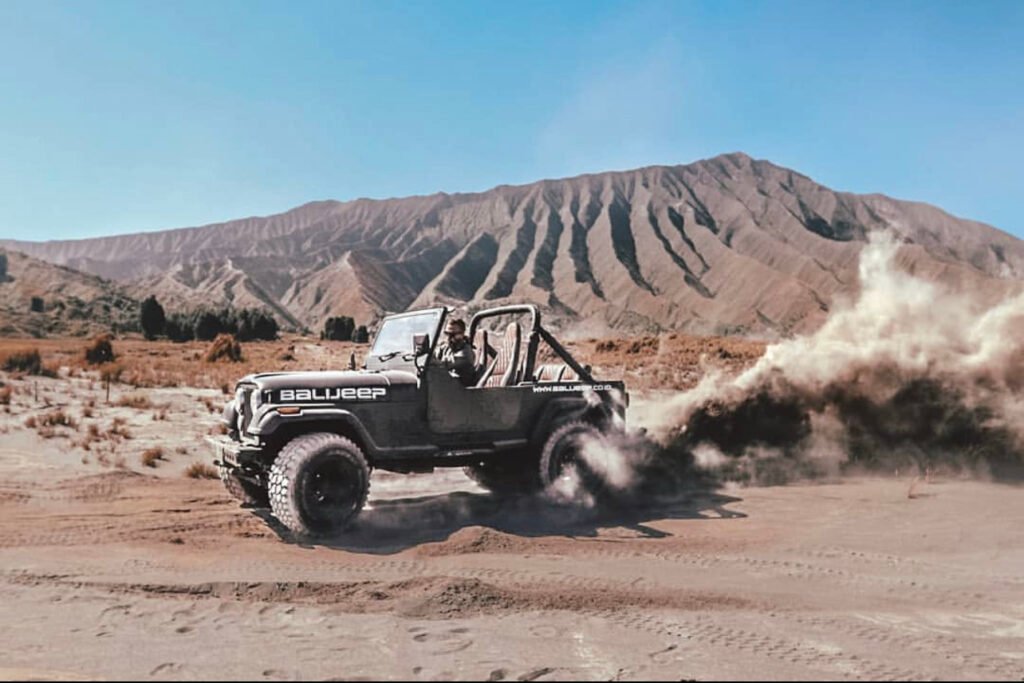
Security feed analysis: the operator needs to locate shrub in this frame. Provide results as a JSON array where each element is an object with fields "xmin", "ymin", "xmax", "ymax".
[
  {"xmin": 114, "ymin": 394, "xmax": 152, "ymax": 409},
  {"xmin": 2, "ymin": 348, "xmax": 42, "ymax": 374},
  {"xmin": 38, "ymin": 409, "xmax": 76, "ymax": 429},
  {"xmin": 141, "ymin": 447, "xmax": 164, "ymax": 468},
  {"xmin": 30, "ymin": 296, "xmax": 44, "ymax": 312},
  {"xmin": 109, "ymin": 417, "xmax": 132, "ymax": 440},
  {"xmin": 84, "ymin": 334, "xmax": 116, "ymax": 365},
  {"xmin": 353, "ymin": 325, "xmax": 370, "ymax": 344},
  {"xmin": 204, "ymin": 333, "xmax": 242, "ymax": 363},
  {"xmin": 0, "ymin": 252, "xmax": 7, "ymax": 281},
  {"xmin": 184, "ymin": 462, "xmax": 218, "ymax": 479}
]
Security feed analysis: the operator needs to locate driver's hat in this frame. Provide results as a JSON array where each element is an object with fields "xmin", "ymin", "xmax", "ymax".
[{"xmin": 444, "ymin": 318, "xmax": 466, "ymax": 335}]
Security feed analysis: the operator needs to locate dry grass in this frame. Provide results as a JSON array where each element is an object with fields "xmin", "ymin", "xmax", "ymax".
[
  {"xmin": 140, "ymin": 447, "xmax": 164, "ymax": 468},
  {"xmin": 38, "ymin": 409, "xmax": 77, "ymax": 429},
  {"xmin": 108, "ymin": 417, "xmax": 132, "ymax": 441},
  {"xmin": 24, "ymin": 408, "xmax": 78, "ymax": 440},
  {"xmin": 204, "ymin": 334, "xmax": 242, "ymax": 363},
  {"xmin": 99, "ymin": 363, "xmax": 124, "ymax": 383},
  {"xmin": 184, "ymin": 462, "xmax": 218, "ymax": 479},
  {"xmin": 114, "ymin": 394, "xmax": 152, "ymax": 410},
  {"xmin": 0, "ymin": 336, "xmax": 362, "ymax": 391},
  {"xmin": 77, "ymin": 423, "xmax": 102, "ymax": 451},
  {"xmin": 0, "ymin": 385, "xmax": 11, "ymax": 406},
  {"xmin": 0, "ymin": 331, "xmax": 765, "ymax": 395},
  {"xmin": 568, "ymin": 333, "xmax": 765, "ymax": 391},
  {"xmin": 2, "ymin": 348, "xmax": 43, "ymax": 374}
]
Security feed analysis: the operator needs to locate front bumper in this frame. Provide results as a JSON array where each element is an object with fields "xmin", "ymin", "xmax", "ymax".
[{"xmin": 206, "ymin": 435, "xmax": 261, "ymax": 469}]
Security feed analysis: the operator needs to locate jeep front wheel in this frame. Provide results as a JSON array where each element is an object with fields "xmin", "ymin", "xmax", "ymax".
[{"xmin": 268, "ymin": 433, "xmax": 370, "ymax": 537}]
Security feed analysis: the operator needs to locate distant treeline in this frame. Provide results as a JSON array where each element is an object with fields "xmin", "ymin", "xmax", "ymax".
[
  {"xmin": 138, "ymin": 296, "xmax": 375, "ymax": 343},
  {"xmin": 140, "ymin": 296, "xmax": 279, "ymax": 342},
  {"xmin": 321, "ymin": 316, "xmax": 369, "ymax": 343}
]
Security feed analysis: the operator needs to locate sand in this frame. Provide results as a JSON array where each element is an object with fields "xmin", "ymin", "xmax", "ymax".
[{"xmin": 1, "ymin": 374, "xmax": 1023, "ymax": 680}]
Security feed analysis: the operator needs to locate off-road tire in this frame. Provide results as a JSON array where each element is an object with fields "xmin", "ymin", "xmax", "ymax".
[
  {"xmin": 219, "ymin": 464, "xmax": 269, "ymax": 508},
  {"xmin": 539, "ymin": 420, "xmax": 609, "ymax": 496},
  {"xmin": 268, "ymin": 433, "xmax": 370, "ymax": 538},
  {"xmin": 463, "ymin": 456, "xmax": 542, "ymax": 497}
]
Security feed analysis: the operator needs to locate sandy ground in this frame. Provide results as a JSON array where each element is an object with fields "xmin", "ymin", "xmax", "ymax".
[{"xmin": 1, "ymin": 375, "xmax": 1023, "ymax": 680}]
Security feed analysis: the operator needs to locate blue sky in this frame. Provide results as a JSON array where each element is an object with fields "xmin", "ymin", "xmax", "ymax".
[{"xmin": 1, "ymin": 0, "xmax": 1021, "ymax": 241}]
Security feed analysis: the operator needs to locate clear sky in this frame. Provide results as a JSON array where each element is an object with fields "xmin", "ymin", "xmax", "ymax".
[{"xmin": 1, "ymin": 0, "xmax": 1021, "ymax": 242}]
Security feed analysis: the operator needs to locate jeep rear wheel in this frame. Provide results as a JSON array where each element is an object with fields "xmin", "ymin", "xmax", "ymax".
[
  {"xmin": 268, "ymin": 433, "xmax": 370, "ymax": 537},
  {"xmin": 539, "ymin": 420, "xmax": 610, "ymax": 499},
  {"xmin": 464, "ymin": 456, "xmax": 542, "ymax": 497},
  {"xmin": 219, "ymin": 464, "xmax": 269, "ymax": 508}
]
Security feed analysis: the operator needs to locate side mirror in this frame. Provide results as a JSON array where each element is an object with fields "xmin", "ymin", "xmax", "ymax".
[{"xmin": 413, "ymin": 333, "xmax": 430, "ymax": 356}]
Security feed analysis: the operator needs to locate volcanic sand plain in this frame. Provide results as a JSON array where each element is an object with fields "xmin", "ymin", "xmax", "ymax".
[{"xmin": 0, "ymin": 337, "xmax": 1022, "ymax": 681}]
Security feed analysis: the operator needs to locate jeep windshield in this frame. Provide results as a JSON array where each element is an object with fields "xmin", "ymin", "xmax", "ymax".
[{"xmin": 365, "ymin": 308, "xmax": 444, "ymax": 370}]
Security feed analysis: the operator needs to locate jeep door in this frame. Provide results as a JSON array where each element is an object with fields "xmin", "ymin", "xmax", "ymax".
[{"xmin": 425, "ymin": 363, "xmax": 525, "ymax": 434}]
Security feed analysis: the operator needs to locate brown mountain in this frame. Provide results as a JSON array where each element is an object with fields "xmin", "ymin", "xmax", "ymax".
[
  {"xmin": 0, "ymin": 249, "xmax": 138, "ymax": 337},
  {"xmin": 3, "ymin": 153, "xmax": 1022, "ymax": 335}
]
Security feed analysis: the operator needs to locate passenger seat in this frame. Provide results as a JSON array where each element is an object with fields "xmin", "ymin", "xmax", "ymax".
[{"xmin": 476, "ymin": 322, "xmax": 521, "ymax": 388}]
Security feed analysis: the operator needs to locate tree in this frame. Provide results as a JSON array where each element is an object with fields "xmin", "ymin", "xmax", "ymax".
[
  {"xmin": 164, "ymin": 314, "xmax": 194, "ymax": 342},
  {"xmin": 323, "ymin": 316, "xmax": 355, "ymax": 341},
  {"xmin": 140, "ymin": 295, "xmax": 166, "ymax": 340},
  {"xmin": 352, "ymin": 325, "xmax": 370, "ymax": 343},
  {"xmin": 252, "ymin": 311, "xmax": 278, "ymax": 340},
  {"xmin": 0, "ymin": 251, "xmax": 7, "ymax": 282},
  {"xmin": 236, "ymin": 308, "xmax": 278, "ymax": 341},
  {"xmin": 194, "ymin": 310, "xmax": 225, "ymax": 341}
]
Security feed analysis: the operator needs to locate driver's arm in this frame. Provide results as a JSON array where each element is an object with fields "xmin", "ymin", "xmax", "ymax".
[{"xmin": 446, "ymin": 345, "xmax": 476, "ymax": 385}]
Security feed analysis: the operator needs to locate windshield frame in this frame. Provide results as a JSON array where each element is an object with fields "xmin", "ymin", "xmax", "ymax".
[{"xmin": 366, "ymin": 307, "xmax": 446, "ymax": 369}]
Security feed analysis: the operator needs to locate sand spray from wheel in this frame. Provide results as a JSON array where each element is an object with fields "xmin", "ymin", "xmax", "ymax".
[{"xmin": 548, "ymin": 232, "xmax": 1024, "ymax": 505}]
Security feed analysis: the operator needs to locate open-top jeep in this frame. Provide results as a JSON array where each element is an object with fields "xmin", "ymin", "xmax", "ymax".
[{"xmin": 209, "ymin": 304, "xmax": 628, "ymax": 537}]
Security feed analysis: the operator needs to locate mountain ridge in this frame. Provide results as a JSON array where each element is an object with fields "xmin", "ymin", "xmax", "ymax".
[{"xmin": 3, "ymin": 153, "xmax": 1022, "ymax": 336}]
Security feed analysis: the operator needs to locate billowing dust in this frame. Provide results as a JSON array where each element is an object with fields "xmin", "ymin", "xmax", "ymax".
[{"xmin": 563, "ymin": 233, "xmax": 1024, "ymax": 501}]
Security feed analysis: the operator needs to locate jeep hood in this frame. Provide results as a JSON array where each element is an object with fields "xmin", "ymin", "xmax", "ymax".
[{"xmin": 240, "ymin": 370, "xmax": 417, "ymax": 392}]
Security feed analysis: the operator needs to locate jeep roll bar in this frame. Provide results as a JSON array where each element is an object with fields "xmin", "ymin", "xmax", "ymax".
[{"xmin": 467, "ymin": 304, "xmax": 594, "ymax": 384}]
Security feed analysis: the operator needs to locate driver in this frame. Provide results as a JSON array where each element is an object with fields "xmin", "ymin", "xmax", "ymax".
[{"xmin": 435, "ymin": 318, "xmax": 476, "ymax": 386}]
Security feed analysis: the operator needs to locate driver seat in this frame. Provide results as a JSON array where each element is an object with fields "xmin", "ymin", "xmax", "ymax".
[{"xmin": 476, "ymin": 322, "xmax": 521, "ymax": 388}]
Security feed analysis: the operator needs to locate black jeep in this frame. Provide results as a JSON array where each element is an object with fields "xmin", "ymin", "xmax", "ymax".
[{"xmin": 209, "ymin": 304, "xmax": 628, "ymax": 537}]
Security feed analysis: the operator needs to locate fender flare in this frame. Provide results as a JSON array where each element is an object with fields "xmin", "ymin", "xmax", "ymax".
[
  {"xmin": 254, "ymin": 408, "xmax": 379, "ymax": 455},
  {"xmin": 529, "ymin": 397, "xmax": 596, "ymax": 447}
]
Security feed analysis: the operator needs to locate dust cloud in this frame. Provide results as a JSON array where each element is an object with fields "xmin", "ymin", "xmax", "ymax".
[{"xmin": 567, "ymin": 233, "xmax": 1024, "ymax": 499}]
